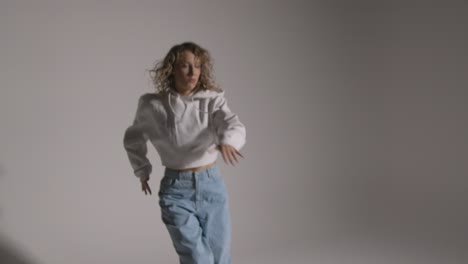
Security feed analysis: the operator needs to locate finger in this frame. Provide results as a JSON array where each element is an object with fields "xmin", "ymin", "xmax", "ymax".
[
  {"xmin": 144, "ymin": 183, "xmax": 151, "ymax": 195},
  {"xmin": 235, "ymin": 149, "xmax": 244, "ymax": 158},
  {"xmin": 221, "ymin": 147, "xmax": 228, "ymax": 164},
  {"xmin": 227, "ymin": 149, "xmax": 235, "ymax": 166},
  {"xmin": 148, "ymin": 186, "xmax": 152, "ymax": 195},
  {"xmin": 230, "ymin": 149, "xmax": 239, "ymax": 164},
  {"xmin": 225, "ymin": 149, "xmax": 234, "ymax": 166}
]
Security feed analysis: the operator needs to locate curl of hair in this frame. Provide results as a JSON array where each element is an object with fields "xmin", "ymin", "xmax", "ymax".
[{"xmin": 147, "ymin": 42, "xmax": 222, "ymax": 95}]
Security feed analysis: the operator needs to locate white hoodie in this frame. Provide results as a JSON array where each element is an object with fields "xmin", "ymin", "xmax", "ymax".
[{"xmin": 123, "ymin": 88, "xmax": 246, "ymax": 179}]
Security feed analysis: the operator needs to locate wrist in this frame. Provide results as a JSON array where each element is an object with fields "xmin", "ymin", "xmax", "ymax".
[{"xmin": 139, "ymin": 175, "xmax": 149, "ymax": 182}]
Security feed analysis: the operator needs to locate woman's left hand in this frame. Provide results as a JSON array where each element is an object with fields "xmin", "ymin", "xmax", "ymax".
[{"xmin": 217, "ymin": 144, "xmax": 244, "ymax": 166}]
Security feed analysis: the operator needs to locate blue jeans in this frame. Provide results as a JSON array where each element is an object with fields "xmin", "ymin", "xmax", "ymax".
[{"xmin": 158, "ymin": 164, "xmax": 232, "ymax": 264}]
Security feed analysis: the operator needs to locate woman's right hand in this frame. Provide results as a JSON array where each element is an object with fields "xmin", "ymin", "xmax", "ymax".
[{"xmin": 140, "ymin": 176, "xmax": 152, "ymax": 195}]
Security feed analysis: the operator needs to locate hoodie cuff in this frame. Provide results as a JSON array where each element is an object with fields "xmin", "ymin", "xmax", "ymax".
[
  {"xmin": 134, "ymin": 164, "xmax": 152, "ymax": 179},
  {"xmin": 220, "ymin": 133, "xmax": 246, "ymax": 151}
]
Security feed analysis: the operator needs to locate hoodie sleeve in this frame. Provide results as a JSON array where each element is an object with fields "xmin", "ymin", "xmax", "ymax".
[
  {"xmin": 123, "ymin": 94, "xmax": 152, "ymax": 179},
  {"xmin": 212, "ymin": 93, "xmax": 246, "ymax": 151}
]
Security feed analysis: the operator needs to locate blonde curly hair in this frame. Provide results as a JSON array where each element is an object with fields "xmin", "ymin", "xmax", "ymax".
[{"xmin": 148, "ymin": 42, "xmax": 222, "ymax": 95}]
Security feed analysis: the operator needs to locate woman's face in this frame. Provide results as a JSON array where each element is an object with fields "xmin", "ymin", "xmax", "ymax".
[{"xmin": 172, "ymin": 50, "xmax": 201, "ymax": 96}]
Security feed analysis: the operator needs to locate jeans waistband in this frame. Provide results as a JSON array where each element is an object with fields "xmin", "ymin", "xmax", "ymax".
[{"xmin": 164, "ymin": 163, "xmax": 218, "ymax": 179}]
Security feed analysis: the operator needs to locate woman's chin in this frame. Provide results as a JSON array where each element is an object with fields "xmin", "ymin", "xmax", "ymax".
[{"xmin": 188, "ymin": 85, "xmax": 199, "ymax": 92}]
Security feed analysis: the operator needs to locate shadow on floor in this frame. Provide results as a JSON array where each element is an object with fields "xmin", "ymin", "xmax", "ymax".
[
  {"xmin": 0, "ymin": 163, "xmax": 42, "ymax": 264},
  {"xmin": 0, "ymin": 235, "xmax": 40, "ymax": 264}
]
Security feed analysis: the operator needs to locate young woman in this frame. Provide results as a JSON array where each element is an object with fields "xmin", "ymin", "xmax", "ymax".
[{"xmin": 123, "ymin": 42, "xmax": 246, "ymax": 264}]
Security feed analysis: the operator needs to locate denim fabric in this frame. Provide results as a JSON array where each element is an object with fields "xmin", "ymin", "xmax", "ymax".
[{"xmin": 158, "ymin": 164, "xmax": 232, "ymax": 264}]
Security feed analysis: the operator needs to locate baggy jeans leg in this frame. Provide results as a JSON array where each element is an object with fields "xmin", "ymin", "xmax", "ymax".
[
  {"xmin": 158, "ymin": 164, "xmax": 232, "ymax": 264},
  {"xmin": 199, "ymin": 166, "xmax": 232, "ymax": 264}
]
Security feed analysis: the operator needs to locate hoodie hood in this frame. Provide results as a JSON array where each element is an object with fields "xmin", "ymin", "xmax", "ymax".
[
  {"xmin": 168, "ymin": 87, "xmax": 224, "ymax": 99},
  {"xmin": 167, "ymin": 88, "xmax": 224, "ymax": 121}
]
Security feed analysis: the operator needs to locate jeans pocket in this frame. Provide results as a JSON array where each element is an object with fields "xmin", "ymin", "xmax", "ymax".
[
  {"xmin": 158, "ymin": 178, "xmax": 184, "ymax": 201},
  {"xmin": 160, "ymin": 177, "xmax": 175, "ymax": 187},
  {"xmin": 209, "ymin": 171, "xmax": 225, "ymax": 186},
  {"xmin": 206, "ymin": 173, "xmax": 227, "ymax": 203}
]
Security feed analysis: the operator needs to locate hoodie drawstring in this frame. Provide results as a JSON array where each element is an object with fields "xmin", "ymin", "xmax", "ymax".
[{"xmin": 168, "ymin": 92, "xmax": 188, "ymax": 122}]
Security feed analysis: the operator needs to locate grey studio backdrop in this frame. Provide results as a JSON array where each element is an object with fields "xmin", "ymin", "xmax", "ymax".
[{"xmin": 1, "ymin": 1, "xmax": 467, "ymax": 264}]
